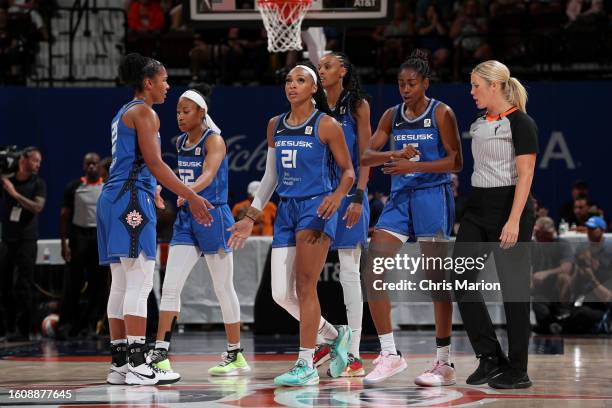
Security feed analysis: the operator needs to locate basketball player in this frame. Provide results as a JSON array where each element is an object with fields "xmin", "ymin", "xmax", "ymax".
[
  {"xmin": 228, "ymin": 63, "xmax": 355, "ymax": 386},
  {"xmin": 148, "ymin": 85, "xmax": 249, "ymax": 381},
  {"xmin": 98, "ymin": 53, "xmax": 213, "ymax": 386},
  {"xmin": 361, "ymin": 50, "xmax": 463, "ymax": 385},
  {"xmin": 315, "ymin": 52, "xmax": 371, "ymax": 377}
]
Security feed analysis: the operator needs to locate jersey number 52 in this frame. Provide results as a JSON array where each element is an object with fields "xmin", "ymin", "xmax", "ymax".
[{"xmin": 179, "ymin": 169, "xmax": 195, "ymax": 185}]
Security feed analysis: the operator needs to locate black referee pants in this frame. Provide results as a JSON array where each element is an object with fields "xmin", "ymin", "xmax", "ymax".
[{"xmin": 453, "ymin": 186, "xmax": 535, "ymax": 372}]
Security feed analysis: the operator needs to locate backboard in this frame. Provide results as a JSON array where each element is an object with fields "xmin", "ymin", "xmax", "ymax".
[{"xmin": 185, "ymin": 0, "xmax": 391, "ymax": 27}]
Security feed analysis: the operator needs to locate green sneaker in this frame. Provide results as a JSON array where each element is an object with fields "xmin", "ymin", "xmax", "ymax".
[
  {"xmin": 208, "ymin": 349, "xmax": 251, "ymax": 376},
  {"xmin": 328, "ymin": 325, "xmax": 352, "ymax": 378},
  {"xmin": 149, "ymin": 348, "xmax": 173, "ymax": 371},
  {"xmin": 274, "ymin": 359, "xmax": 319, "ymax": 386}
]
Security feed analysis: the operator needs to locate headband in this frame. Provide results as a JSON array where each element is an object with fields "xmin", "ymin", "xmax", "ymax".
[
  {"xmin": 294, "ymin": 65, "xmax": 318, "ymax": 83},
  {"xmin": 180, "ymin": 90, "xmax": 208, "ymax": 111}
]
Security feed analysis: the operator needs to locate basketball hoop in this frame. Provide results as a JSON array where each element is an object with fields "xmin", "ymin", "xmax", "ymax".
[{"xmin": 257, "ymin": 0, "xmax": 312, "ymax": 53}]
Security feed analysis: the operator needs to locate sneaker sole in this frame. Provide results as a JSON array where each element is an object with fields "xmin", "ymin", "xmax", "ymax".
[
  {"xmin": 157, "ymin": 375, "xmax": 181, "ymax": 385},
  {"xmin": 414, "ymin": 377, "xmax": 456, "ymax": 387},
  {"xmin": 488, "ymin": 379, "xmax": 533, "ymax": 389},
  {"xmin": 466, "ymin": 368, "xmax": 505, "ymax": 385},
  {"xmin": 274, "ymin": 376, "xmax": 320, "ymax": 387},
  {"xmin": 339, "ymin": 368, "xmax": 365, "ymax": 377},
  {"xmin": 209, "ymin": 366, "xmax": 251, "ymax": 377},
  {"xmin": 125, "ymin": 373, "xmax": 159, "ymax": 386},
  {"xmin": 363, "ymin": 358, "xmax": 408, "ymax": 385}
]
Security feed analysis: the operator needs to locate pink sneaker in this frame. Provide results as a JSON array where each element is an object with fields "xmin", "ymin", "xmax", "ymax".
[
  {"xmin": 363, "ymin": 351, "xmax": 408, "ymax": 385},
  {"xmin": 414, "ymin": 361, "xmax": 456, "ymax": 386}
]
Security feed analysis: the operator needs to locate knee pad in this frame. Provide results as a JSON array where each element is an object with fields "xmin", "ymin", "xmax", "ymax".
[
  {"xmin": 107, "ymin": 263, "xmax": 126, "ymax": 320},
  {"xmin": 205, "ymin": 252, "xmax": 241, "ymax": 324},
  {"xmin": 121, "ymin": 253, "xmax": 155, "ymax": 318},
  {"xmin": 271, "ymin": 247, "xmax": 300, "ymax": 320},
  {"xmin": 160, "ymin": 245, "xmax": 201, "ymax": 313}
]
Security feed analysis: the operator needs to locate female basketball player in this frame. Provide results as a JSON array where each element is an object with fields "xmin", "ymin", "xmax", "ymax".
[
  {"xmin": 147, "ymin": 85, "xmax": 248, "ymax": 381},
  {"xmin": 228, "ymin": 63, "xmax": 355, "ymax": 386},
  {"xmin": 315, "ymin": 52, "xmax": 371, "ymax": 377},
  {"xmin": 454, "ymin": 61, "xmax": 537, "ymax": 389},
  {"xmin": 360, "ymin": 50, "xmax": 462, "ymax": 385},
  {"xmin": 98, "ymin": 53, "xmax": 213, "ymax": 386}
]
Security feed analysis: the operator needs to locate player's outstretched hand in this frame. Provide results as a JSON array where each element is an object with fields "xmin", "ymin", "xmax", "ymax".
[
  {"xmin": 188, "ymin": 195, "xmax": 214, "ymax": 226},
  {"xmin": 317, "ymin": 192, "xmax": 342, "ymax": 220},
  {"xmin": 227, "ymin": 219, "xmax": 254, "ymax": 249}
]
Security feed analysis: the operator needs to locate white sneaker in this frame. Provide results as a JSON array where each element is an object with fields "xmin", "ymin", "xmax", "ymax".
[
  {"xmin": 363, "ymin": 351, "xmax": 408, "ymax": 385},
  {"xmin": 107, "ymin": 363, "xmax": 128, "ymax": 385},
  {"xmin": 126, "ymin": 362, "xmax": 159, "ymax": 385},
  {"xmin": 154, "ymin": 366, "xmax": 181, "ymax": 385}
]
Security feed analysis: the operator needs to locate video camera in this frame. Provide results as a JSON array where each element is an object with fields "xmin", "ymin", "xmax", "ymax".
[{"xmin": 0, "ymin": 145, "xmax": 23, "ymax": 176}]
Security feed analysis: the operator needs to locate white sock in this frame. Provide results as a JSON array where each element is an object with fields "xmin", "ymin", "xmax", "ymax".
[
  {"xmin": 350, "ymin": 328, "xmax": 362, "ymax": 358},
  {"xmin": 111, "ymin": 338, "xmax": 127, "ymax": 345},
  {"xmin": 228, "ymin": 342, "xmax": 241, "ymax": 351},
  {"xmin": 127, "ymin": 335, "xmax": 145, "ymax": 345},
  {"xmin": 155, "ymin": 340, "xmax": 170, "ymax": 350},
  {"xmin": 437, "ymin": 345, "xmax": 451, "ymax": 364},
  {"xmin": 318, "ymin": 319, "xmax": 338, "ymax": 343},
  {"xmin": 379, "ymin": 332, "xmax": 397, "ymax": 355},
  {"xmin": 298, "ymin": 347, "xmax": 315, "ymax": 368}
]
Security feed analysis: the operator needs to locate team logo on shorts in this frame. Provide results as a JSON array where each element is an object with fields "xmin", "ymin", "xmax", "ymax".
[
  {"xmin": 305, "ymin": 126, "xmax": 313, "ymax": 135},
  {"xmin": 126, "ymin": 210, "xmax": 143, "ymax": 228},
  {"xmin": 424, "ymin": 118, "xmax": 431, "ymax": 127},
  {"xmin": 195, "ymin": 147, "xmax": 202, "ymax": 156}
]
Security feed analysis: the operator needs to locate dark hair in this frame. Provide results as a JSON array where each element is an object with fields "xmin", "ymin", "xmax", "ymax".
[
  {"xmin": 399, "ymin": 49, "xmax": 431, "ymax": 79},
  {"xmin": 290, "ymin": 61, "xmax": 332, "ymax": 116},
  {"xmin": 22, "ymin": 146, "xmax": 41, "ymax": 158},
  {"xmin": 189, "ymin": 82, "xmax": 213, "ymax": 109},
  {"xmin": 118, "ymin": 53, "xmax": 164, "ymax": 92},
  {"xmin": 329, "ymin": 52, "xmax": 371, "ymax": 116},
  {"xmin": 574, "ymin": 194, "xmax": 589, "ymax": 203},
  {"xmin": 572, "ymin": 180, "xmax": 589, "ymax": 190}
]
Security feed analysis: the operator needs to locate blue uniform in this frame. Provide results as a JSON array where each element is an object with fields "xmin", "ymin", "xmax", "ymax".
[
  {"xmin": 330, "ymin": 92, "xmax": 369, "ymax": 250},
  {"xmin": 272, "ymin": 110, "xmax": 338, "ymax": 248},
  {"xmin": 170, "ymin": 129, "xmax": 234, "ymax": 254},
  {"xmin": 376, "ymin": 99, "xmax": 455, "ymax": 240},
  {"xmin": 97, "ymin": 100, "xmax": 158, "ymax": 264}
]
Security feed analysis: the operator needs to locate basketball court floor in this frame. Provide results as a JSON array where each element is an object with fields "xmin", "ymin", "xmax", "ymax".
[{"xmin": 1, "ymin": 330, "xmax": 610, "ymax": 407}]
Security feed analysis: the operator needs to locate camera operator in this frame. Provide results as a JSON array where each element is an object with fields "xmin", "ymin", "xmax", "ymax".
[{"xmin": 0, "ymin": 147, "xmax": 46, "ymax": 341}]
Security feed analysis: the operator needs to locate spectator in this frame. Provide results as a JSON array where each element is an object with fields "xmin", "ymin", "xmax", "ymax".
[
  {"xmin": 416, "ymin": 4, "xmax": 451, "ymax": 75},
  {"xmin": 8, "ymin": 0, "xmax": 48, "ymax": 40},
  {"xmin": 372, "ymin": 2, "xmax": 415, "ymax": 74},
  {"xmin": 531, "ymin": 216, "xmax": 574, "ymax": 333},
  {"xmin": 558, "ymin": 180, "xmax": 588, "ymax": 224},
  {"xmin": 57, "ymin": 153, "xmax": 107, "ymax": 338},
  {"xmin": 127, "ymin": 0, "xmax": 165, "ymax": 33},
  {"xmin": 231, "ymin": 181, "xmax": 276, "ymax": 236},
  {"xmin": 0, "ymin": 147, "xmax": 45, "ymax": 341},
  {"xmin": 571, "ymin": 195, "xmax": 591, "ymax": 232},
  {"xmin": 560, "ymin": 216, "xmax": 612, "ymax": 333},
  {"xmin": 450, "ymin": 0, "xmax": 491, "ymax": 80},
  {"xmin": 226, "ymin": 26, "xmax": 268, "ymax": 84}
]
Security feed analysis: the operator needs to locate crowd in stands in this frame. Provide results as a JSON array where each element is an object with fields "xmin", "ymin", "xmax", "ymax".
[{"xmin": 2, "ymin": 0, "xmax": 611, "ymax": 84}]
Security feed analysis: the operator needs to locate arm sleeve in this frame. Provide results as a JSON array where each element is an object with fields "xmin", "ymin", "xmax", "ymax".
[
  {"xmin": 510, "ymin": 112, "xmax": 539, "ymax": 155},
  {"xmin": 251, "ymin": 147, "xmax": 277, "ymax": 211}
]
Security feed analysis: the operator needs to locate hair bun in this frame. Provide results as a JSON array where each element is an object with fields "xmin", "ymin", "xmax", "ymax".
[{"xmin": 409, "ymin": 49, "xmax": 429, "ymax": 63}]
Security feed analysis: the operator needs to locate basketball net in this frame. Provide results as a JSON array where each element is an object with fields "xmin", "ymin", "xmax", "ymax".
[{"xmin": 257, "ymin": 0, "xmax": 312, "ymax": 53}]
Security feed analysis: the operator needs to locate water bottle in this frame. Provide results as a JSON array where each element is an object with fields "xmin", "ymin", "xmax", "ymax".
[{"xmin": 559, "ymin": 219, "xmax": 568, "ymax": 236}]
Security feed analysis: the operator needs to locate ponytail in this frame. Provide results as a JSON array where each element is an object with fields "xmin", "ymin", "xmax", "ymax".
[{"xmin": 506, "ymin": 77, "xmax": 528, "ymax": 113}]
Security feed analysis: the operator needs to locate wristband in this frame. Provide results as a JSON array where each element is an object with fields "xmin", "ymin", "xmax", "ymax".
[{"xmin": 351, "ymin": 189, "xmax": 365, "ymax": 204}]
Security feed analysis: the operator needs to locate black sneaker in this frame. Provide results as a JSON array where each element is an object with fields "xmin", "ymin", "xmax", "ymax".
[
  {"xmin": 466, "ymin": 353, "xmax": 509, "ymax": 385},
  {"xmin": 488, "ymin": 369, "xmax": 532, "ymax": 389}
]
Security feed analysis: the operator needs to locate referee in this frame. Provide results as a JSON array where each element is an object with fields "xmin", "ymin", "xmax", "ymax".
[{"xmin": 454, "ymin": 61, "xmax": 538, "ymax": 389}]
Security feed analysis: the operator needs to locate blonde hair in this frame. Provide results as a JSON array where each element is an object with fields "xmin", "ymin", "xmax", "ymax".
[{"xmin": 472, "ymin": 60, "xmax": 528, "ymax": 112}]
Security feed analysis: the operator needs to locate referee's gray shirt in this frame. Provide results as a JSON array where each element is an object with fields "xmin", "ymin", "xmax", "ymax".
[{"xmin": 469, "ymin": 108, "xmax": 539, "ymax": 188}]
